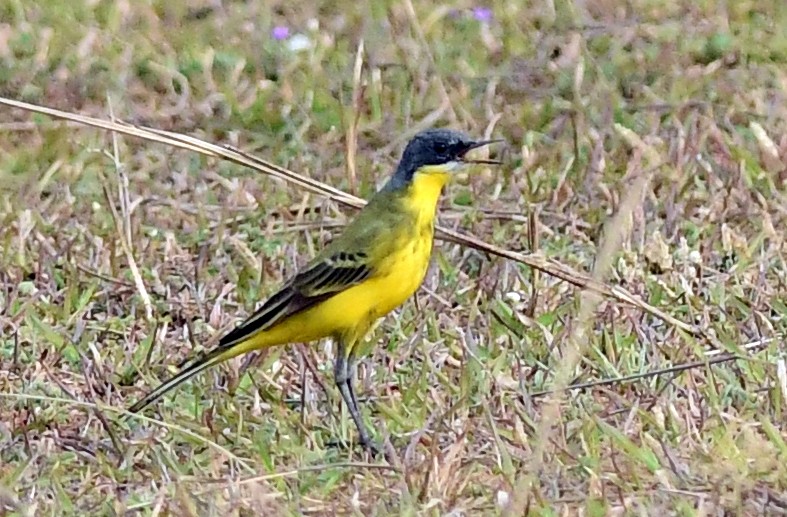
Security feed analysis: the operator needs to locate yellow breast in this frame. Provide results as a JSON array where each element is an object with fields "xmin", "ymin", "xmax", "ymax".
[
  {"xmin": 367, "ymin": 169, "xmax": 448, "ymax": 316},
  {"xmin": 248, "ymin": 167, "xmax": 450, "ymax": 350}
]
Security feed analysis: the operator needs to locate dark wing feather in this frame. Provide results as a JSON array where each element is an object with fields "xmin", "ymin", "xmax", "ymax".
[
  {"xmin": 125, "ymin": 254, "xmax": 370, "ymax": 415},
  {"xmin": 215, "ymin": 251, "xmax": 371, "ymax": 349}
]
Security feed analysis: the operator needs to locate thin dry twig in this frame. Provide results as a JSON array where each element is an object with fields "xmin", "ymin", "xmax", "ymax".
[
  {"xmin": 400, "ymin": 0, "xmax": 459, "ymax": 125},
  {"xmin": 102, "ymin": 99, "xmax": 154, "ymax": 320},
  {"xmin": 0, "ymin": 97, "xmax": 696, "ymax": 335},
  {"xmin": 507, "ymin": 170, "xmax": 652, "ymax": 513},
  {"xmin": 344, "ymin": 38, "xmax": 365, "ymax": 195},
  {"xmin": 529, "ymin": 335, "xmax": 781, "ymax": 397},
  {"xmin": 0, "ymin": 392, "xmax": 256, "ymax": 472}
]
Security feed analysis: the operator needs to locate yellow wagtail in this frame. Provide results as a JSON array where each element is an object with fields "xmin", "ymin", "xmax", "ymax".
[{"xmin": 127, "ymin": 128, "xmax": 502, "ymax": 451}]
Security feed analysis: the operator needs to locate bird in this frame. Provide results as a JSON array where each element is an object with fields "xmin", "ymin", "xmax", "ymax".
[{"xmin": 126, "ymin": 128, "xmax": 502, "ymax": 452}]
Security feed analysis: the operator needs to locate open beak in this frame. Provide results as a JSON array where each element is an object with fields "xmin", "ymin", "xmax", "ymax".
[{"xmin": 458, "ymin": 139, "xmax": 505, "ymax": 165}]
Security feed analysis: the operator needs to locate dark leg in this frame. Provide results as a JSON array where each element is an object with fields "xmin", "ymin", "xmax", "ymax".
[
  {"xmin": 345, "ymin": 350, "xmax": 362, "ymax": 418},
  {"xmin": 334, "ymin": 341, "xmax": 377, "ymax": 454}
]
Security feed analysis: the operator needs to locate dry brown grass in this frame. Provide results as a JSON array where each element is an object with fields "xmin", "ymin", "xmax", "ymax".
[{"xmin": 2, "ymin": 1, "xmax": 787, "ymax": 515}]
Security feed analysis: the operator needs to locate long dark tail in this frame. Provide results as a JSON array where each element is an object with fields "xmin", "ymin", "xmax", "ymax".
[
  {"xmin": 125, "ymin": 345, "xmax": 237, "ymax": 416},
  {"xmin": 125, "ymin": 283, "xmax": 308, "ymax": 417}
]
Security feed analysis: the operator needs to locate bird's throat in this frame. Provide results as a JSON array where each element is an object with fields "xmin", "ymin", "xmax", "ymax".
[{"xmin": 408, "ymin": 168, "xmax": 450, "ymax": 217}]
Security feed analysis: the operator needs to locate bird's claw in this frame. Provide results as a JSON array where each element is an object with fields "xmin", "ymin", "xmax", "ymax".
[
  {"xmin": 325, "ymin": 437, "xmax": 384, "ymax": 459},
  {"xmin": 359, "ymin": 438, "xmax": 382, "ymax": 457}
]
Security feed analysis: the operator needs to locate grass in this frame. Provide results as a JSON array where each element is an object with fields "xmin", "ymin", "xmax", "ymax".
[{"xmin": 2, "ymin": 0, "xmax": 787, "ymax": 515}]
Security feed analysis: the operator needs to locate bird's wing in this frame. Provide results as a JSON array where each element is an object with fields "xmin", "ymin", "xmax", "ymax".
[
  {"xmin": 126, "ymin": 248, "xmax": 375, "ymax": 415},
  {"xmin": 126, "ymin": 193, "xmax": 404, "ymax": 415},
  {"xmin": 217, "ymin": 192, "xmax": 405, "ymax": 349},
  {"xmin": 292, "ymin": 250, "xmax": 372, "ymax": 296},
  {"xmin": 215, "ymin": 249, "xmax": 373, "ymax": 349}
]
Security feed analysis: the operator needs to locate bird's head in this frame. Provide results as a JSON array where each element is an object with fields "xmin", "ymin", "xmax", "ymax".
[{"xmin": 385, "ymin": 129, "xmax": 502, "ymax": 191}]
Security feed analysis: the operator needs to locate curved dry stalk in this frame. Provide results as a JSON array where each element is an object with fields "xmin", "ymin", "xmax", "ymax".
[
  {"xmin": 0, "ymin": 96, "xmax": 695, "ymax": 335},
  {"xmin": 528, "ymin": 334, "xmax": 780, "ymax": 397}
]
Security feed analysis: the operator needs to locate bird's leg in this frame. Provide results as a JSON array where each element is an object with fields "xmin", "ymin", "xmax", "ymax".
[
  {"xmin": 334, "ymin": 341, "xmax": 377, "ymax": 454},
  {"xmin": 345, "ymin": 350, "xmax": 362, "ymax": 417}
]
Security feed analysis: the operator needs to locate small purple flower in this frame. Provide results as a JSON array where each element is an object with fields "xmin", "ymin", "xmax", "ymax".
[
  {"xmin": 472, "ymin": 7, "xmax": 492, "ymax": 23},
  {"xmin": 272, "ymin": 26, "xmax": 290, "ymax": 40}
]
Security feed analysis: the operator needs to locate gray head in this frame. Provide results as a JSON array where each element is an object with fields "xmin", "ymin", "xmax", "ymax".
[{"xmin": 385, "ymin": 129, "xmax": 501, "ymax": 190}]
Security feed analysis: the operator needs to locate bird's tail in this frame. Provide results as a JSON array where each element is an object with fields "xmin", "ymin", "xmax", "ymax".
[{"xmin": 125, "ymin": 344, "xmax": 240, "ymax": 417}]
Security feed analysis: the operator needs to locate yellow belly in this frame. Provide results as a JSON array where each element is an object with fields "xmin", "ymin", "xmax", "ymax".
[
  {"xmin": 237, "ymin": 168, "xmax": 447, "ymax": 355},
  {"xmin": 252, "ymin": 230, "xmax": 433, "ymax": 349}
]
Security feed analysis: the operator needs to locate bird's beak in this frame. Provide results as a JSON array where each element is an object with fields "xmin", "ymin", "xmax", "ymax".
[{"xmin": 458, "ymin": 139, "xmax": 505, "ymax": 165}]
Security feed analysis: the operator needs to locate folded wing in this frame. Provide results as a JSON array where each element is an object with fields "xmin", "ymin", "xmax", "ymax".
[{"xmin": 215, "ymin": 250, "xmax": 372, "ymax": 350}]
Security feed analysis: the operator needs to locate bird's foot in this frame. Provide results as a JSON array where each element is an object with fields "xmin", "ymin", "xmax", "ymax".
[
  {"xmin": 325, "ymin": 436, "xmax": 389, "ymax": 460},
  {"xmin": 358, "ymin": 437, "xmax": 382, "ymax": 457}
]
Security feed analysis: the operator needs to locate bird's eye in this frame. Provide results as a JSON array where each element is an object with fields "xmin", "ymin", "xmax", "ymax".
[{"xmin": 434, "ymin": 142, "xmax": 448, "ymax": 153}]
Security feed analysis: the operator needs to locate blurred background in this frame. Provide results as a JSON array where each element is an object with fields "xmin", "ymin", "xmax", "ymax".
[{"xmin": 1, "ymin": 1, "xmax": 786, "ymax": 514}]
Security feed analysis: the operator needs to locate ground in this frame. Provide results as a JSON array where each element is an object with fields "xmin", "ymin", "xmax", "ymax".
[{"xmin": 1, "ymin": 1, "xmax": 787, "ymax": 515}]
